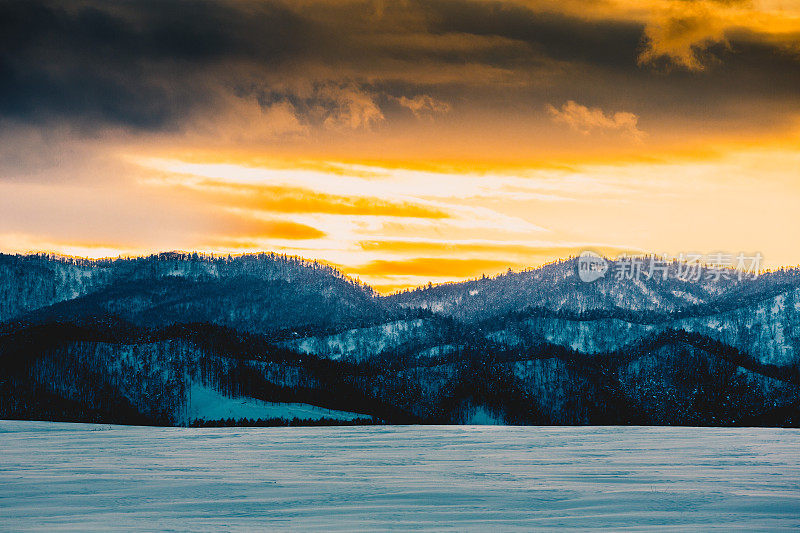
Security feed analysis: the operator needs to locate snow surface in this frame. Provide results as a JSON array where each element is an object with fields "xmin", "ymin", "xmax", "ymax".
[
  {"xmin": 182, "ymin": 383, "xmax": 369, "ymax": 423},
  {"xmin": 463, "ymin": 405, "xmax": 505, "ymax": 425},
  {"xmin": 1, "ymin": 421, "xmax": 800, "ymax": 531}
]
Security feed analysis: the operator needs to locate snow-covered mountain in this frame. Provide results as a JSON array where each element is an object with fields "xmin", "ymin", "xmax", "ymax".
[
  {"xmin": 1, "ymin": 253, "xmax": 396, "ymax": 335},
  {"xmin": 0, "ymin": 254, "xmax": 111, "ymax": 323},
  {"xmin": 387, "ymin": 257, "xmax": 800, "ymax": 321},
  {"xmin": 1, "ymin": 253, "xmax": 799, "ymax": 426}
]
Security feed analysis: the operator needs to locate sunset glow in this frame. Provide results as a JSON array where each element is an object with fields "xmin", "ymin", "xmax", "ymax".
[{"xmin": 2, "ymin": 0, "xmax": 799, "ymax": 292}]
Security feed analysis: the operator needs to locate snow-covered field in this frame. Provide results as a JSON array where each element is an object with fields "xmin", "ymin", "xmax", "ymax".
[{"xmin": 1, "ymin": 421, "xmax": 799, "ymax": 531}]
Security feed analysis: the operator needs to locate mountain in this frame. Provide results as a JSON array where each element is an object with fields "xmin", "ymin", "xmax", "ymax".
[
  {"xmin": 0, "ymin": 254, "xmax": 111, "ymax": 323},
  {"xmin": 381, "ymin": 257, "xmax": 800, "ymax": 367},
  {"xmin": 387, "ymin": 257, "xmax": 800, "ymax": 321},
  {"xmin": 1, "ymin": 252, "xmax": 799, "ymax": 427},
  {"xmin": 1, "ymin": 253, "xmax": 397, "ymax": 336}
]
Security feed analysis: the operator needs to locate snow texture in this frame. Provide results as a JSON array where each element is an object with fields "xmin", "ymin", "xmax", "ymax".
[{"xmin": 1, "ymin": 421, "xmax": 799, "ymax": 531}]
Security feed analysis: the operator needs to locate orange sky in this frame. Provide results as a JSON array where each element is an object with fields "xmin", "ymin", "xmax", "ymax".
[{"xmin": 1, "ymin": 0, "xmax": 799, "ymax": 292}]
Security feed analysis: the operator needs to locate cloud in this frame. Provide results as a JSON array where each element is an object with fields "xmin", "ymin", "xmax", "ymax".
[
  {"xmin": 317, "ymin": 84, "xmax": 385, "ymax": 130},
  {"xmin": 350, "ymin": 257, "xmax": 519, "ymax": 278},
  {"xmin": 638, "ymin": 2, "xmax": 729, "ymax": 71},
  {"xmin": 156, "ymin": 178, "xmax": 452, "ymax": 219},
  {"xmin": 217, "ymin": 215, "xmax": 326, "ymax": 240},
  {"xmin": 422, "ymin": 1, "xmax": 644, "ymax": 69},
  {"xmin": 633, "ymin": 0, "xmax": 800, "ymax": 71},
  {"xmin": 548, "ymin": 101, "xmax": 644, "ymax": 140},
  {"xmin": 2, "ymin": 0, "xmax": 799, "ymax": 149},
  {"xmin": 190, "ymin": 97, "xmax": 309, "ymax": 143},
  {"xmin": 357, "ymin": 239, "xmax": 633, "ymax": 259},
  {"xmin": 0, "ymin": 0, "xmax": 306, "ymax": 130},
  {"xmin": 396, "ymin": 95, "xmax": 451, "ymax": 118}
]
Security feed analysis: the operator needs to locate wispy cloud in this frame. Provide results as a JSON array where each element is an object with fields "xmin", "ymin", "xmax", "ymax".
[
  {"xmin": 318, "ymin": 84, "xmax": 385, "ymax": 131},
  {"xmin": 215, "ymin": 215, "xmax": 326, "ymax": 241},
  {"xmin": 548, "ymin": 101, "xmax": 644, "ymax": 141},
  {"xmin": 396, "ymin": 95, "xmax": 451, "ymax": 118},
  {"xmin": 150, "ymin": 179, "xmax": 452, "ymax": 219},
  {"xmin": 350, "ymin": 257, "xmax": 519, "ymax": 278}
]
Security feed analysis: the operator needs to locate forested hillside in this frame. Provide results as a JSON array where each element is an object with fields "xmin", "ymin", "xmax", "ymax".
[
  {"xmin": 1, "ymin": 253, "xmax": 397, "ymax": 335},
  {"xmin": 1, "ymin": 253, "xmax": 799, "ymax": 427}
]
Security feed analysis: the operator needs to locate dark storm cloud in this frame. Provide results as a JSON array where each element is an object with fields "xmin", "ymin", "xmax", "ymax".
[
  {"xmin": 422, "ymin": 0, "xmax": 645, "ymax": 70},
  {"xmin": 0, "ymin": 0, "xmax": 308, "ymax": 128},
  {"xmin": 0, "ymin": 0, "xmax": 798, "ymax": 134},
  {"xmin": 0, "ymin": 0, "xmax": 648, "ymax": 133}
]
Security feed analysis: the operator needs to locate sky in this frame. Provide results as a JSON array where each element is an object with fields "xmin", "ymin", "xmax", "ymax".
[{"xmin": 1, "ymin": 0, "xmax": 799, "ymax": 292}]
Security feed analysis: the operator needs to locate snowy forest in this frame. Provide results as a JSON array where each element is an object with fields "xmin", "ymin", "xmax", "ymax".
[{"xmin": 1, "ymin": 252, "xmax": 799, "ymax": 427}]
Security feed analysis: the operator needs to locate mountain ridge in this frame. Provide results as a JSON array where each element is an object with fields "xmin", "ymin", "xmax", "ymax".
[{"xmin": 2, "ymin": 251, "xmax": 799, "ymax": 427}]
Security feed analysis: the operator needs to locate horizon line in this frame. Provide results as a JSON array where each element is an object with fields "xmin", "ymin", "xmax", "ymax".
[{"xmin": 4, "ymin": 249, "xmax": 797, "ymax": 297}]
